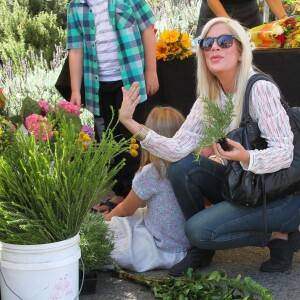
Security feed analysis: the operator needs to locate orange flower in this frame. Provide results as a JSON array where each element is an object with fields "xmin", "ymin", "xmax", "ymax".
[
  {"xmin": 160, "ymin": 30, "xmax": 180, "ymax": 43},
  {"xmin": 180, "ymin": 32, "xmax": 192, "ymax": 48},
  {"xmin": 156, "ymin": 41, "xmax": 169, "ymax": 60},
  {"xmin": 156, "ymin": 30, "xmax": 193, "ymax": 61},
  {"xmin": 129, "ymin": 137, "xmax": 139, "ymax": 157}
]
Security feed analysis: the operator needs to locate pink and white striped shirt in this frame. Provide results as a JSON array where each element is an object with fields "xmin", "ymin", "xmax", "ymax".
[{"xmin": 141, "ymin": 75, "xmax": 294, "ymax": 175}]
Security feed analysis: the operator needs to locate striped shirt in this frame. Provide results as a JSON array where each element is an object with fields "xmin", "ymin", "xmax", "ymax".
[
  {"xmin": 141, "ymin": 72, "xmax": 294, "ymax": 175},
  {"xmin": 87, "ymin": 0, "xmax": 121, "ymax": 81},
  {"xmin": 66, "ymin": 0, "xmax": 155, "ymax": 115}
]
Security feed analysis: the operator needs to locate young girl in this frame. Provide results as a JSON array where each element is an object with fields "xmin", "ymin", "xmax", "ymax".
[{"xmin": 104, "ymin": 106, "xmax": 190, "ymax": 272}]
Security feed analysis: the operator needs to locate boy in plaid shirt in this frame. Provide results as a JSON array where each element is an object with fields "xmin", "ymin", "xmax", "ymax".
[{"xmin": 67, "ymin": 0, "xmax": 158, "ymax": 210}]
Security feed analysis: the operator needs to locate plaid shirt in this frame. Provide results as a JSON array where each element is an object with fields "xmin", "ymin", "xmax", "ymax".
[{"xmin": 67, "ymin": 0, "xmax": 155, "ymax": 115}]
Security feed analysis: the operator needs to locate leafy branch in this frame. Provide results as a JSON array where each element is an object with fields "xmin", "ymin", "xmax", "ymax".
[
  {"xmin": 113, "ymin": 267, "xmax": 272, "ymax": 300},
  {"xmin": 195, "ymin": 95, "xmax": 235, "ymax": 161}
]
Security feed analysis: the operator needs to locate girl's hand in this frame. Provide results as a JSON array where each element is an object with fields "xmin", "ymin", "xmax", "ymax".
[
  {"xmin": 120, "ymin": 82, "xmax": 141, "ymax": 125},
  {"xmin": 213, "ymin": 138, "xmax": 250, "ymax": 164}
]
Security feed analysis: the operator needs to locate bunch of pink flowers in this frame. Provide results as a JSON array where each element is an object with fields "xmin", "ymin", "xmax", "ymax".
[
  {"xmin": 56, "ymin": 100, "xmax": 81, "ymax": 116},
  {"xmin": 25, "ymin": 114, "xmax": 54, "ymax": 141},
  {"xmin": 38, "ymin": 99, "xmax": 81, "ymax": 116},
  {"xmin": 25, "ymin": 99, "xmax": 93, "ymax": 144}
]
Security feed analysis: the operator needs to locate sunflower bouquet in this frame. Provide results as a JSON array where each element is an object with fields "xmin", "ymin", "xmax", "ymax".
[
  {"xmin": 248, "ymin": 15, "xmax": 300, "ymax": 48},
  {"xmin": 156, "ymin": 30, "xmax": 193, "ymax": 61}
]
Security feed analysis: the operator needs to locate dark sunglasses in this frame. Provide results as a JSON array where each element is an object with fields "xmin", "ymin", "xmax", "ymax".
[{"xmin": 198, "ymin": 34, "xmax": 237, "ymax": 51}]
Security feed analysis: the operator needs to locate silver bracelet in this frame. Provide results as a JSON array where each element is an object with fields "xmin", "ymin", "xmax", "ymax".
[{"xmin": 134, "ymin": 125, "xmax": 150, "ymax": 142}]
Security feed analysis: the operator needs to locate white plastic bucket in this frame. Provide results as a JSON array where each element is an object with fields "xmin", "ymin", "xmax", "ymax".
[{"xmin": 0, "ymin": 234, "xmax": 81, "ymax": 300}]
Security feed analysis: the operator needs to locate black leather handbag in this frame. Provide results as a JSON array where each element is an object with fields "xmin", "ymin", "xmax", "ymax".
[{"xmin": 222, "ymin": 73, "xmax": 300, "ymax": 207}]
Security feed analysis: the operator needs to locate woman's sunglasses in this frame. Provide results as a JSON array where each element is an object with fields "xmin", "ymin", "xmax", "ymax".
[{"xmin": 198, "ymin": 34, "xmax": 237, "ymax": 51}]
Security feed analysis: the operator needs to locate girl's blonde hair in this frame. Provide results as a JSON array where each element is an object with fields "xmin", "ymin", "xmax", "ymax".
[
  {"xmin": 196, "ymin": 17, "xmax": 253, "ymax": 128},
  {"xmin": 139, "ymin": 106, "xmax": 185, "ymax": 178}
]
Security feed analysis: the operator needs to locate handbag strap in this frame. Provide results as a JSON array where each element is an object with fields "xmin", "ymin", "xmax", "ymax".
[
  {"xmin": 242, "ymin": 73, "xmax": 273, "ymax": 125},
  {"xmin": 242, "ymin": 73, "xmax": 276, "ymax": 245},
  {"xmin": 242, "ymin": 73, "xmax": 291, "ymax": 124}
]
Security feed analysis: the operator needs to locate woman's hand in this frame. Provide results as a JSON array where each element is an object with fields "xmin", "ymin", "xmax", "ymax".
[
  {"xmin": 120, "ymin": 82, "xmax": 141, "ymax": 126},
  {"xmin": 213, "ymin": 138, "xmax": 250, "ymax": 164}
]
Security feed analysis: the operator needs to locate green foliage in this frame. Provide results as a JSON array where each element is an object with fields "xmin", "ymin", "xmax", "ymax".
[
  {"xmin": 27, "ymin": 0, "xmax": 70, "ymax": 29},
  {"xmin": 0, "ymin": 0, "xmax": 66, "ymax": 72},
  {"xmin": 19, "ymin": 96, "xmax": 41, "ymax": 122},
  {"xmin": 0, "ymin": 116, "xmax": 16, "ymax": 155},
  {"xmin": 79, "ymin": 213, "xmax": 114, "ymax": 272},
  {"xmin": 114, "ymin": 268, "xmax": 272, "ymax": 300},
  {"xmin": 0, "ymin": 120, "xmax": 128, "ymax": 245},
  {"xmin": 195, "ymin": 95, "xmax": 235, "ymax": 161}
]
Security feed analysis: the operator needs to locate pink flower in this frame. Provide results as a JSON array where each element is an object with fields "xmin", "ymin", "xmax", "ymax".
[
  {"xmin": 25, "ymin": 114, "xmax": 54, "ymax": 141},
  {"xmin": 56, "ymin": 100, "xmax": 81, "ymax": 116},
  {"xmin": 38, "ymin": 100, "xmax": 54, "ymax": 116}
]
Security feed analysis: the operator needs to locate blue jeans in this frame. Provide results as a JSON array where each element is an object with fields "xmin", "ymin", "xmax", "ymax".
[
  {"xmin": 168, "ymin": 154, "xmax": 226, "ymax": 220},
  {"xmin": 168, "ymin": 154, "xmax": 300, "ymax": 249}
]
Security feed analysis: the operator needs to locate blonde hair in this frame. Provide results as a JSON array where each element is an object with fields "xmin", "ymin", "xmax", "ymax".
[
  {"xmin": 139, "ymin": 106, "xmax": 185, "ymax": 178},
  {"xmin": 196, "ymin": 17, "xmax": 253, "ymax": 128}
]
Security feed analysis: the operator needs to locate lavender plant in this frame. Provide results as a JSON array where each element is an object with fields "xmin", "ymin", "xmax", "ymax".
[
  {"xmin": 150, "ymin": 0, "xmax": 201, "ymax": 38},
  {"xmin": 0, "ymin": 45, "xmax": 94, "ymax": 127}
]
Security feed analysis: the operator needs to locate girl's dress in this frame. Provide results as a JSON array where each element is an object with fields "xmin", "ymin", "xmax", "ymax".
[{"xmin": 108, "ymin": 163, "xmax": 190, "ymax": 272}]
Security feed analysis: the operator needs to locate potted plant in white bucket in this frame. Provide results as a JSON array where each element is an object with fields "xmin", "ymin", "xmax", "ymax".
[
  {"xmin": 0, "ymin": 97, "xmax": 128, "ymax": 299},
  {"xmin": 79, "ymin": 213, "xmax": 114, "ymax": 295}
]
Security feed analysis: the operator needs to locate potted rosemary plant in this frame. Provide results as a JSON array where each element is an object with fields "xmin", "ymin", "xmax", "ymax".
[
  {"xmin": 0, "ymin": 97, "xmax": 128, "ymax": 299},
  {"xmin": 79, "ymin": 213, "xmax": 114, "ymax": 295}
]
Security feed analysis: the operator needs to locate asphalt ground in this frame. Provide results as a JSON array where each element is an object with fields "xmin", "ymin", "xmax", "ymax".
[{"xmin": 80, "ymin": 246, "xmax": 300, "ymax": 300}]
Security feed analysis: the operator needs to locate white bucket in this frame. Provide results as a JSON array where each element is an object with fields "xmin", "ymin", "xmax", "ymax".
[{"xmin": 0, "ymin": 234, "xmax": 81, "ymax": 300}]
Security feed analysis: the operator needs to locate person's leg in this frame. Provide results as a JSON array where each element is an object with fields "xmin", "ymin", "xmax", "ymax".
[
  {"xmin": 94, "ymin": 116, "xmax": 105, "ymax": 142},
  {"xmin": 112, "ymin": 83, "xmax": 147, "ymax": 198},
  {"xmin": 168, "ymin": 154, "xmax": 226, "ymax": 276},
  {"xmin": 186, "ymin": 192, "xmax": 300, "ymax": 272},
  {"xmin": 186, "ymin": 193, "xmax": 300, "ymax": 249},
  {"xmin": 94, "ymin": 81, "xmax": 147, "ymax": 212},
  {"xmin": 168, "ymin": 154, "xmax": 226, "ymax": 220}
]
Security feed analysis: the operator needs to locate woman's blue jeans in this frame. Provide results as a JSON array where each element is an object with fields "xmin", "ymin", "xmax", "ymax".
[{"xmin": 168, "ymin": 153, "xmax": 300, "ymax": 250}]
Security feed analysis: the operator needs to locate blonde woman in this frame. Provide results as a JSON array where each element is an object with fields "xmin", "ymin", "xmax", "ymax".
[{"xmin": 119, "ymin": 17, "xmax": 300, "ymax": 276}]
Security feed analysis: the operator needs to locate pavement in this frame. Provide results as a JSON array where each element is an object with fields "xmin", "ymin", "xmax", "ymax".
[{"xmin": 80, "ymin": 246, "xmax": 300, "ymax": 300}]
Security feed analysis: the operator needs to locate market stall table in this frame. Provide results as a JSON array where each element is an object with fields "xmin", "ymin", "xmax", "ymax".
[{"xmin": 147, "ymin": 49, "xmax": 300, "ymax": 116}]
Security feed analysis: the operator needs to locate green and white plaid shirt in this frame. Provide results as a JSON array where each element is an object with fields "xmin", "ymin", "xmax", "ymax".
[{"xmin": 67, "ymin": 0, "xmax": 155, "ymax": 115}]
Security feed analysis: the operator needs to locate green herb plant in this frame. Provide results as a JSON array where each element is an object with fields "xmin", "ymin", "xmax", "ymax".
[
  {"xmin": 113, "ymin": 267, "xmax": 272, "ymax": 300},
  {"xmin": 195, "ymin": 95, "xmax": 235, "ymax": 161},
  {"xmin": 0, "ymin": 118, "xmax": 128, "ymax": 245},
  {"xmin": 79, "ymin": 213, "xmax": 114, "ymax": 273}
]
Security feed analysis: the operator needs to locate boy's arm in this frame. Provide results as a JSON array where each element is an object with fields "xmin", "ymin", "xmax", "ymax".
[
  {"xmin": 142, "ymin": 26, "xmax": 159, "ymax": 96},
  {"xmin": 69, "ymin": 48, "xmax": 83, "ymax": 108},
  {"xmin": 104, "ymin": 189, "xmax": 144, "ymax": 221}
]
